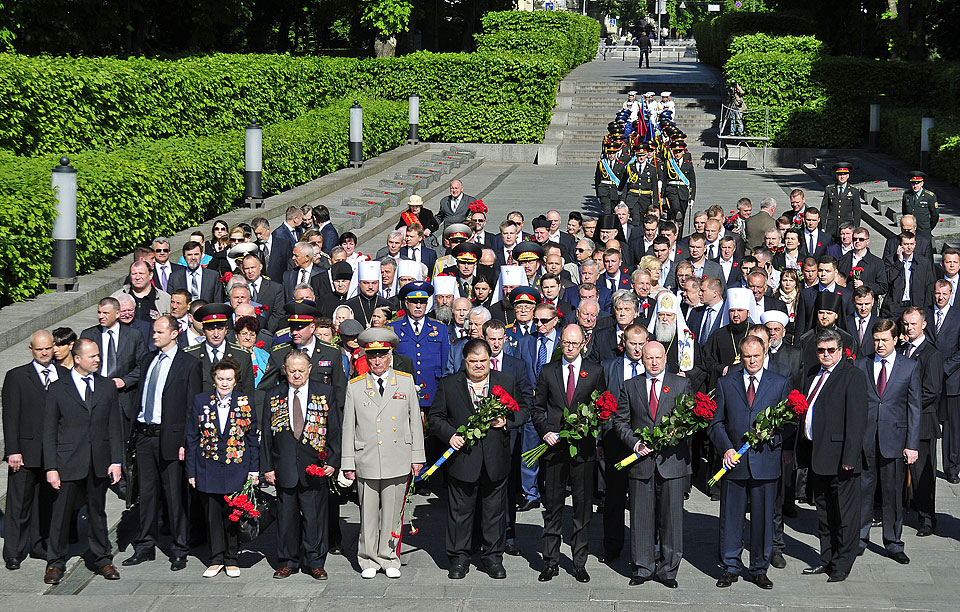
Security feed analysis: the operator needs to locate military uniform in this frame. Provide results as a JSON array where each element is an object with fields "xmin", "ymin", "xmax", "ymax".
[
  {"xmin": 902, "ymin": 171, "xmax": 939, "ymax": 237},
  {"xmin": 819, "ymin": 162, "xmax": 863, "ymax": 239},
  {"xmin": 620, "ymin": 145, "xmax": 662, "ymax": 222},
  {"xmin": 432, "ymin": 224, "xmax": 472, "ymax": 278},
  {"xmin": 662, "ymin": 143, "xmax": 696, "ymax": 226},
  {"xmin": 389, "ymin": 282, "xmax": 450, "ymax": 409},
  {"xmin": 595, "ymin": 151, "xmax": 627, "ymax": 215}
]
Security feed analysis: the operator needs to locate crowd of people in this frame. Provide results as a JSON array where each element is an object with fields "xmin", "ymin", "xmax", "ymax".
[{"xmin": 1, "ymin": 158, "xmax": 952, "ymax": 592}]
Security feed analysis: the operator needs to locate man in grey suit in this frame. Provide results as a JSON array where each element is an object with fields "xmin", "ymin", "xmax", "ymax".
[
  {"xmin": 240, "ymin": 254, "xmax": 285, "ymax": 332},
  {"xmin": 436, "ymin": 180, "xmax": 475, "ymax": 229},
  {"xmin": 168, "ymin": 241, "xmax": 223, "ymax": 304},
  {"xmin": 745, "ymin": 198, "xmax": 777, "ymax": 250},
  {"xmin": 854, "ymin": 319, "xmax": 920, "ymax": 564},
  {"xmin": 686, "ymin": 233, "xmax": 725, "ymax": 291},
  {"xmin": 613, "ymin": 341, "xmax": 693, "ymax": 588}
]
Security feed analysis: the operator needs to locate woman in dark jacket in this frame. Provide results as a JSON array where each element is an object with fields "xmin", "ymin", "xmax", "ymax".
[{"xmin": 395, "ymin": 194, "xmax": 439, "ymax": 238}]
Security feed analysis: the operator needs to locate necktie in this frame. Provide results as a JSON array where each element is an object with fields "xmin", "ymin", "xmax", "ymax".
[
  {"xmin": 609, "ymin": 277, "xmax": 616, "ymax": 291},
  {"xmin": 41, "ymin": 367, "xmax": 51, "ymax": 390},
  {"xmin": 384, "ymin": 287, "xmax": 391, "ymax": 299},
  {"xmin": 299, "ymin": 269, "xmax": 307, "ymax": 285},
  {"xmin": 292, "ymin": 390, "xmax": 304, "ymax": 438},
  {"xmin": 905, "ymin": 344, "xmax": 914, "ymax": 358},
  {"xmin": 83, "ymin": 376, "xmax": 93, "ymax": 402},
  {"xmin": 805, "ymin": 369, "xmax": 828, "ymax": 439},
  {"xmin": 413, "ymin": 321, "xmax": 421, "ymax": 336},
  {"xmin": 937, "ymin": 310, "xmax": 944, "ymax": 333},
  {"xmin": 211, "ymin": 345, "xmax": 220, "ymax": 364},
  {"xmin": 142, "ymin": 353, "xmax": 166, "ymax": 423},
  {"xmin": 708, "ymin": 244, "xmax": 715, "ymax": 260},
  {"xmin": 160, "ymin": 266, "xmax": 168, "ymax": 291},
  {"xmin": 700, "ymin": 308, "xmax": 714, "ymax": 345},
  {"xmin": 262, "ymin": 242, "xmax": 270, "ymax": 267},
  {"xmin": 413, "ymin": 247, "xmax": 420, "ymax": 262},
  {"xmin": 808, "ymin": 233, "xmax": 815, "ymax": 255},
  {"xmin": 377, "ymin": 377, "xmax": 385, "ymax": 396},
  {"xmin": 190, "ymin": 272, "xmax": 199, "ymax": 301},
  {"xmin": 747, "ymin": 375, "xmax": 756, "ymax": 408},
  {"xmin": 877, "ymin": 358, "xmax": 888, "ymax": 397},
  {"xmin": 105, "ymin": 329, "xmax": 117, "ymax": 377},
  {"xmin": 250, "ymin": 281, "xmax": 258, "ymax": 302},
  {"xmin": 491, "ymin": 357, "xmax": 499, "ymax": 371},
  {"xmin": 566, "ymin": 364, "xmax": 576, "ymax": 405},
  {"xmin": 858, "ymin": 317, "xmax": 866, "ymax": 343},
  {"xmin": 649, "ymin": 377, "xmax": 659, "ymax": 419},
  {"xmin": 536, "ymin": 336, "xmax": 548, "ymax": 376},
  {"xmin": 630, "ymin": 360, "xmax": 639, "ymax": 380}
]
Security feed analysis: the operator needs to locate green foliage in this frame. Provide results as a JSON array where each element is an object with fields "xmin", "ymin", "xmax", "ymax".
[
  {"xmin": 419, "ymin": 102, "xmax": 549, "ymax": 143},
  {"xmin": 879, "ymin": 108, "xmax": 960, "ymax": 187},
  {"xmin": 477, "ymin": 10, "xmax": 600, "ymax": 71},
  {"xmin": 727, "ymin": 33, "xmax": 824, "ymax": 56},
  {"xmin": 359, "ymin": 0, "xmax": 412, "ymax": 38},
  {"xmin": 693, "ymin": 11, "xmax": 818, "ymax": 67}
]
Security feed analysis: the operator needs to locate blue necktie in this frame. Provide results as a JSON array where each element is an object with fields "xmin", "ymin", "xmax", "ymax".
[
  {"xmin": 630, "ymin": 360, "xmax": 639, "ymax": 380},
  {"xmin": 536, "ymin": 336, "xmax": 548, "ymax": 376}
]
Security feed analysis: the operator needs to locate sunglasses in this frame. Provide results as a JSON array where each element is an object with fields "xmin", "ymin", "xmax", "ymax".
[
  {"xmin": 853, "ymin": 237, "xmax": 868, "ymax": 242},
  {"xmin": 816, "ymin": 346, "xmax": 839, "ymax": 355},
  {"xmin": 534, "ymin": 317, "xmax": 555, "ymax": 324},
  {"xmin": 154, "ymin": 248, "xmax": 170, "ymax": 253},
  {"xmin": 230, "ymin": 238, "xmax": 244, "ymax": 243}
]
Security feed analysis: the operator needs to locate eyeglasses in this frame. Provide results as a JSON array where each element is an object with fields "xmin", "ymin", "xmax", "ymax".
[
  {"xmin": 534, "ymin": 317, "xmax": 555, "ymax": 324},
  {"xmin": 816, "ymin": 346, "xmax": 839, "ymax": 355},
  {"xmin": 575, "ymin": 248, "xmax": 590, "ymax": 253},
  {"xmin": 154, "ymin": 248, "xmax": 170, "ymax": 253},
  {"xmin": 230, "ymin": 238, "xmax": 244, "ymax": 243},
  {"xmin": 560, "ymin": 340, "xmax": 583, "ymax": 347}
]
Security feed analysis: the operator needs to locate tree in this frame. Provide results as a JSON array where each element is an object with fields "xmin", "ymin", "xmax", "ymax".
[{"xmin": 361, "ymin": 0, "xmax": 412, "ymax": 56}]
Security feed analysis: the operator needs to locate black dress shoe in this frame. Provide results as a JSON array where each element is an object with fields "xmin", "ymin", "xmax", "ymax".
[
  {"xmin": 538, "ymin": 564, "xmax": 559, "ymax": 582},
  {"xmin": 517, "ymin": 499, "xmax": 541, "ymax": 512},
  {"xmin": 751, "ymin": 574, "xmax": 774, "ymax": 589},
  {"xmin": 44, "ymin": 566, "xmax": 64, "ymax": 585},
  {"xmin": 782, "ymin": 505, "xmax": 798, "ymax": 518},
  {"xmin": 5, "ymin": 559, "xmax": 20, "ymax": 571},
  {"xmin": 802, "ymin": 564, "xmax": 828, "ymax": 575},
  {"xmin": 827, "ymin": 572, "xmax": 848, "ymax": 582},
  {"xmin": 170, "ymin": 557, "xmax": 187, "ymax": 571},
  {"xmin": 770, "ymin": 552, "xmax": 786, "ymax": 569},
  {"xmin": 660, "ymin": 578, "xmax": 678, "ymax": 589},
  {"xmin": 716, "ymin": 572, "xmax": 738, "ymax": 588},
  {"xmin": 628, "ymin": 576, "xmax": 647, "ymax": 586},
  {"xmin": 122, "ymin": 551, "xmax": 155, "ymax": 566},
  {"xmin": 948, "ymin": 475, "xmax": 960, "ymax": 484},
  {"xmin": 329, "ymin": 545, "xmax": 344, "ymax": 555},
  {"xmin": 891, "ymin": 551, "xmax": 910, "ymax": 565},
  {"xmin": 448, "ymin": 564, "xmax": 469, "ymax": 580},
  {"xmin": 857, "ymin": 548, "xmax": 865, "ymax": 556},
  {"xmin": 504, "ymin": 543, "xmax": 521, "ymax": 556},
  {"xmin": 573, "ymin": 567, "xmax": 590, "ymax": 583},
  {"xmin": 598, "ymin": 551, "xmax": 620, "ymax": 563},
  {"xmin": 916, "ymin": 528, "xmax": 934, "ymax": 537},
  {"xmin": 484, "ymin": 562, "xmax": 507, "ymax": 579}
]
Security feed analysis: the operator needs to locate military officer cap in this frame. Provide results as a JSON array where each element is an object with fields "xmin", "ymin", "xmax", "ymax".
[
  {"xmin": 331, "ymin": 261, "xmax": 353, "ymax": 281},
  {"xmin": 908, "ymin": 170, "xmax": 927, "ymax": 182},
  {"xmin": 512, "ymin": 241, "xmax": 544, "ymax": 262},
  {"xmin": 627, "ymin": 90, "xmax": 638, "ymax": 96},
  {"xmin": 607, "ymin": 121, "xmax": 620, "ymax": 133},
  {"xmin": 194, "ymin": 303, "xmax": 233, "ymax": 328},
  {"xmin": 604, "ymin": 144, "xmax": 621, "ymax": 154},
  {"xmin": 284, "ymin": 300, "xmax": 321, "ymax": 329},
  {"xmin": 833, "ymin": 162, "xmax": 851, "ymax": 174},
  {"xmin": 644, "ymin": 91, "xmax": 656, "ymax": 98},
  {"xmin": 443, "ymin": 223, "xmax": 472, "ymax": 244},
  {"xmin": 670, "ymin": 141, "xmax": 687, "ymax": 151},
  {"xmin": 531, "ymin": 215, "xmax": 550, "ymax": 230},
  {"xmin": 509, "ymin": 286, "xmax": 542, "ymax": 307},
  {"xmin": 358, "ymin": 327, "xmax": 399, "ymax": 354},
  {"xmin": 452, "ymin": 242, "xmax": 482, "ymax": 264},
  {"xmin": 338, "ymin": 319, "xmax": 364, "ymax": 339},
  {"xmin": 597, "ymin": 213, "xmax": 620, "ymax": 231},
  {"xmin": 228, "ymin": 242, "xmax": 259, "ymax": 262},
  {"xmin": 399, "ymin": 280, "xmax": 433, "ymax": 302},
  {"xmin": 642, "ymin": 141, "xmax": 656, "ymax": 152}
]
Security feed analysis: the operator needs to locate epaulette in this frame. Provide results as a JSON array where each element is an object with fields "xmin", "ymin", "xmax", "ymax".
[
  {"xmin": 317, "ymin": 339, "xmax": 338, "ymax": 349},
  {"xmin": 228, "ymin": 342, "xmax": 250, "ymax": 353},
  {"xmin": 395, "ymin": 370, "xmax": 413, "ymax": 378},
  {"xmin": 350, "ymin": 374, "xmax": 366, "ymax": 383},
  {"xmin": 272, "ymin": 342, "xmax": 289, "ymax": 351}
]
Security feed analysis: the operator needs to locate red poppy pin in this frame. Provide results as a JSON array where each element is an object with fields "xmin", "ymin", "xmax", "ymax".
[
  {"xmin": 663, "ymin": 386, "xmax": 670, "ymax": 393},
  {"xmin": 580, "ymin": 371, "xmax": 588, "ymax": 378},
  {"xmin": 817, "ymin": 242, "xmax": 822, "ymax": 247},
  {"xmin": 732, "ymin": 262, "xmax": 739, "ymax": 267}
]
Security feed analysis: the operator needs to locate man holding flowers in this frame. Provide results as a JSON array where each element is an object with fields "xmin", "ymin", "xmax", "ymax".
[
  {"xmin": 428, "ymin": 339, "xmax": 524, "ymax": 580},
  {"xmin": 709, "ymin": 336, "xmax": 792, "ymax": 590}
]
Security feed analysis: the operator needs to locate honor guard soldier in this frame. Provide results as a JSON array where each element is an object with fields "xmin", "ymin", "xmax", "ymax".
[
  {"xmin": 390, "ymin": 282, "xmax": 450, "ymax": 410},
  {"xmin": 820, "ymin": 162, "xmax": 863, "ymax": 240},
  {"xmin": 602, "ymin": 122, "xmax": 626, "ymax": 155},
  {"xmin": 513, "ymin": 242, "xmax": 545, "ymax": 289},
  {"xmin": 596, "ymin": 145, "xmax": 627, "ymax": 215},
  {"xmin": 901, "ymin": 171, "xmax": 939, "ymax": 238},
  {"xmin": 620, "ymin": 141, "xmax": 662, "ymax": 222},
  {"xmin": 183, "ymin": 304, "xmax": 256, "ymax": 399},
  {"xmin": 443, "ymin": 242, "xmax": 483, "ymax": 300},
  {"xmin": 505, "ymin": 287, "xmax": 542, "ymax": 352},
  {"xmin": 663, "ymin": 142, "xmax": 696, "ymax": 227},
  {"xmin": 432, "ymin": 223, "xmax": 472, "ymax": 278}
]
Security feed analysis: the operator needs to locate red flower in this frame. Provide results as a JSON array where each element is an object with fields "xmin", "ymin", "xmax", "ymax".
[
  {"xmin": 732, "ymin": 262, "xmax": 739, "ymax": 267},
  {"xmin": 595, "ymin": 391, "xmax": 618, "ymax": 420},
  {"xmin": 492, "ymin": 385, "xmax": 520, "ymax": 412},
  {"xmin": 468, "ymin": 200, "xmax": 488, "ymax": 214},
  {"xmin": 255, "ymin": 340, "xmax": 265, "ymax": 348},
  {"xmin": 254, "ymin": 305, "xmax": 264, "ymax": 315},
  {"xmin": 580, "ymin": 371, "xmax": 588, "ymax": 378},
  {"xmin": 787, "ymin": 389, "xmax": 808, "ymax": 417},
  {"xmin": 662, "ymin": 386, "xmax": 670, "ymax": 394},
  {"xmin": 845, "ymin": 348, "xmax": 856, "ymax": 361},
  {"xmin": 397, "ymin": 309, "xmax": 407, "ymax": 318},
  {"xmin": 219, "ymin": 271, "xmax": 233, "ymax": 283},
  {"xmin": 642, "ymin": 302, "xmax": 650, "ymax": 310},
  {"xmin": 692, "ymin": 391, "xmax": 717, "ymax": 420},
  {"xmin": 317, "ymin": 450, "xmax": 328, "ymax": 461}
]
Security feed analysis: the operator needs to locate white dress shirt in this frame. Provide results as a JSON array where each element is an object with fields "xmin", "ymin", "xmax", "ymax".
[
  {"xmin": 904, "ymin": 336, "xmax": 925, "ymax": 359},
  {"xmin": 623, "ymin": 357, "xmax": 643, "ymax": 382},
  {"xmin": 873, "ymin": 352, "xmax": 896, "ymax": 385},
  {"xmin": 71, "ymin": 368, "xmax": 95, "ymax": 400},
  {"xmin": 562, "ymin": 355, "xmax": 583, "ymax": 396},
  {"xmin": 99, "ymin": 322, "xmax": 121, "ymax": 377},
  {"xmin": 742, "ymin": 367, "xmax": 764, "ymax": 396},
  {"xmin": 138, "ymin": 345, "xmax": 177, "ymax": 424},
  {"xmin": 804, "ymin": 363, "xmax": 837, "ymax": 440},
  {"xmin": 287, "ymin": 384, "xmax": 309, "ymax": 431},
  {"xmin": 33, "ymin": 360, "xmax": 59, "ymax": 386},
  {"xmin": 902, "ymin": 258, "xmax": 913, "ymax": 301},
  {"xmin": 646, "ymin": 371, "xmax": 663, "ymax": 403}
]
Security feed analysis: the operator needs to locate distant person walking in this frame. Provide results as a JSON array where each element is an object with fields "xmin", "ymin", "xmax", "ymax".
[{"xmin": 638, "ymin": 33, "xmax": 652, "ymax": 68}]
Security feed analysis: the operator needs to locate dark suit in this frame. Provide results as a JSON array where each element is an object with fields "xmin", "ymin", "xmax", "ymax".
[
  {"xmin": 153, "ymin": 262, "xmax": 185, "ymax": 294},
  {"xmin": 709, "ymin": 368, "xmax": 791, "ymax": 576},
  {"xmin": 800, "ymin": 229, "xmax": 832, "ymax": 260},
  {"xmin": 796, "ymin": 360, "xmax": 868, "ymax": 578},
  {"xmin": 613, "ymin": 372, "xmax": 692, "ymax": 581},
  {"xmin": 43, "ymin": 373, "xmax": 124, "ymax": 571},
  {"xmin": 284, "ymin": 266, "xmax": 324, "ymax": 302},
  {"xmin": 881, "ymin": 256, "xmax": 934, "ymax": 320},
  {"xmin": 531, "ymin": 359, "xmax": 606, "ymax": 569},
  {"xmin": 248, "ymin": 277, "xmax": 286, "ymax": 332},
  {"xmin": 261, "ymin": 382, "xmax": 341, "ymax": 570},
  {"xmin": 688, "ymin": 302, "xmax": 724, "ymax": 346},
  {"xmin": 184, "ymin": 341, "xmax": 255, "ymax": 397},
  {"xmin": 903, "ymin": 340, "xmax": 943, "ymax": 533},
  {"xmin": 257, "ymin": 341, "xmax": 347, "ymax": 415},
  {"xmin": 319, "ymin": 223, "xmax": 339, "ymax": 256},
  {"xmin": 882, "ymin": 232, "xmax": 934, "ymax": 270},
  {"xmin": 847, "ymin": 313, "xmax": 878, "ymax": 358},
  {"xmin": 261, "ymin": 235, "xmax": 294, "ymax": 285},
  {"xmin": 855, "ymin": 355, "xmax": 921, "ymax": 554},
  {"xmin": 428, "ymin": 371, "xmax": 525, "ymax": 566},
  {"xmin": 838, "ymin": 251, "xmax": 888, "ymax": 297},
  {"xmin": 168, "ymin": 266, "xmax": 223, "ymax": 304},
  {"xmin": 399, "ymin": 244, "xmax": 438, "ymax": 276},
  {"xmin": 929, "ymin": 305, "xmax": 960, "ymax": 478},
  {"xmin": 80, "ymin": 324, "xmax": 149, "ymax": 442},
  {"xmin": 436, "ymin": 193, "xmax": 476, "ymax": 229},
  {"xmin": 2, "ymin": 362, "xmax": 68, "ymax": 563},
  {"xmin": 129, "ymin": 348, "xmax": 203, "ymax": 557}
]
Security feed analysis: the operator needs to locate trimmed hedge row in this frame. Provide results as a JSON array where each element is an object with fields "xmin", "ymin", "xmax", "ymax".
[
  {"xmin": 694, "ymin": 12, "xmax": 818, "ymax": 67},
  {"xmin": 879, "ymin": 108, "xmax": 960, "ymax": 186},
  {"xmin": 476, "ymin": 11, "xmax": 600, "ymax": 71}
]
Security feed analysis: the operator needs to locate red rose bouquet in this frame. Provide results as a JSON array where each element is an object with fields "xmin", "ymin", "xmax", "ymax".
[
  {"xmin": 850, "ymin": 266, "xmax": 864, "ymax": 280},
  {"xmin": 708, "ymin": 390, "xmax": 808, "ymax": 486},
  {"xmin": 522, "ymin": 390, "xmax": 618, "ymax": 466},
  {"xmin": 615, "ymin": 391, "xmax": 716, "ymax": 470},
  {"xmin": 224, "ymin": 477, "xmax": 261, "ymax": 522},
  {"xmin": 845, "ymin": 348, "xmax": 856, "ymax": 362}
]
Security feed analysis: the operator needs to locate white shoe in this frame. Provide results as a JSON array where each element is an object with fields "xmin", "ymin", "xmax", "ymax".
[
  {"xmin": 385, "ymin": 567, "xmax": 401, "ymax": 579},
  {"xmin": 203, "ymin": 564, "xmax": 224, "ymax": 578},
  {"xmin": 225, "ymin": 566, "xmax": 240, "ymax": 578},
  {"xmin": 361, "ymin": 568, "xmax": 377, "ymax": 579}
]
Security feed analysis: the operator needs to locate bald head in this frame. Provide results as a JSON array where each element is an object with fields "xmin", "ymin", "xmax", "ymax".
[{"xmin": 29, "ymin": 330, "xmax": 55, "ymax": 366}]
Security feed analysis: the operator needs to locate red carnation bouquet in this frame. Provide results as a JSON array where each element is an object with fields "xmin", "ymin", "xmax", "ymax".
[
  {"xmin": 306, "ymin": 450, "xmax": 340, "ymax": 494},
  {"xmin": 615, "ymin": 391, "xmax": 716, "ymax": 470},
  {"xmin": 467, "ymin": 199, "xmax": 488, "ymax": 214},
  {"xmin": 850, "ymin": 266, "xmax": 864, "ymax": 280},
  {"xmin": 523, "ymin": 390, "xmax": 618, "ymax": 466},
  {"xmin": 224, "ymin": 477, "xmax": 261, "ymax": 522},
  {"xmin": 708, "ymin": 390, "xmax": 808, "ymax": 486}
]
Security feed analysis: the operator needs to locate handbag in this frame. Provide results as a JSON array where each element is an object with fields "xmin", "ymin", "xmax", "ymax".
[{"xmin": 230, "ymin": 486, "xmax": 277, "ymax": 544}]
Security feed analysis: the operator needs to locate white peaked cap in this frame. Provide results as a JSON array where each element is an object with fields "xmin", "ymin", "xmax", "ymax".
[
  {"xmin": 661, "ymin": 91, "xmax": 672, "ymax": 97},
  {"xmin": 433, "ymin": 275, "xmax": 458, "ymax": 296},
  {"xmin": 726, "ymin": 288, "xmax": 753, "ymax": 312},
  {"xmin": 397, "ymin": 259, "xmax": 423, "ymax": 280},
  {"xmin": 358, "ymin": 260, "xmax": 381, "ymax": 282},
  {"xmin": 760, "ymin": 310, "xmax": 790, "ymax": 327}
]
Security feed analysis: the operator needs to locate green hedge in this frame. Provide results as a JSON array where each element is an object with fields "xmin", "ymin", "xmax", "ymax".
[
  {"xmin": 879, "ymin": 108, "xmax": 960, "ymax": 185},
  {"xmin": 694, "ymin": 12, "xmax": 818, "ymax": 67},
  {"xmin": 727, "ymin": 33, "xmax": 824, "ymax": 56},
  {"xmin": 419, "ymin": 101, "xmax": 549, "ymax": 143},
  {"xmin": 477, "ymin": 11, "xmax": 600, "ymax": 70}
]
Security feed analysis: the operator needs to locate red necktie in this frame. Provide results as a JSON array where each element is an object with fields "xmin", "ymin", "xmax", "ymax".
[
  {"xmin": 747, "ymin": 375, "xmax": 756, "ymax": 408},
  {"xmin": 649, "ymin": 377, "xmax": 659, "ymax": 419},
  {"xmin": 877, "ymin": 359, "xmax": 888, "ymax": 397},
  {"xmin": 491, "ymin": 357, "xmax": 499, "ymax": 371},
  {"xmin": 566, "ymin": 364, "xmax": 576, "ymax": 405}
]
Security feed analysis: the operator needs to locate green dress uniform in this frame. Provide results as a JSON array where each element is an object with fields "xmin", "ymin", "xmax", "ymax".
[
  {"xmin": 902, "ymin": 172, "xmax": 939, "ymax": 237},
  {"xmin": 595, "ymin": 151, "xmax": 627, "ymax": 215},
  {"xmin": 820, "ymin": 163, "xmax": 863, "ymax": 239}
]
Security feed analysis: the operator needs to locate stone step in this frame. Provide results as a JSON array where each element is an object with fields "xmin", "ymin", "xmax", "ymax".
[
  {"xmin": 392, "ymin": 174, "xmax": 430, "ymax": 189},
  {"xmin": 361, "ymin": 187, "xmax": 406, "ymax": 206},
  {"xmin": 573, "ymin": 82, "xmax": 718, "ymax": 95}
]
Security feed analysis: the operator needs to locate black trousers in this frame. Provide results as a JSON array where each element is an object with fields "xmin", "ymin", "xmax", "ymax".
[
  {"xmin": 622, "ymin": 192, "xmax": 654, "ymax": 223},
  {"xmin": 327, "ymin": 485, "xmax": 342, "ymax": 548},
  {"xmin": 910, "ymin": 437, "xmax": 937, "ymax": 531},
  {"xmin": 596, "ymin": 185, "xmax": 618, "ymax": 215},
  {"xmin": 133, "ymin": 435, "xmax": 187, "ymax": 556},
  {"xmin": 810, "ymin": 470, "xmax": 861, "ymax": 575},
  {"xmin": 772, "ymin": 460, "xmax": 795, "ymax": 553},
  {"xmin": 639, "ymin": 50, "xmax": 650, "ymax": 68},
  {"xmin": 201, "ymin": 492, "xmax": 238, "ymax": 565},
  {"xmin": 541, "ymin": 454, "xmax": 595, "ymax": 568},
  {"xmin": 277, "ymin": 481, "xmax": 329, "ymax": 569},
  {"xmin": 942, "ymin": 395, "xmax": 960, "ymax": 478},
  {"xmin": 505, "ymin": 428, "xmax": 521, "ymax": 545},
  {"xmin": 601, "ymin": 437, "xmax": 629, "ymax": 556},
  {"xmin": 663, "ymin": 188, "xmax": 689, "ymax": 226},
  {"xmin": 3, "ymin": 466, "xmax": 53, "ymax": 562},
  {"xmin": 859, "ymin": 439, "xmax": 905, "ymax": 553},
  {"xmin": 447, "ymin": 466, "xmax": 507, "ymax": 566},
  {"xmin": 48, "ymin": 472, "xmax": 112, "ymax": 571}
]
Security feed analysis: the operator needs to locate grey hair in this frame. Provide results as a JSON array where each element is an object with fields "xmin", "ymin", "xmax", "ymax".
[
  {"xmin": 815, "ymin": 328, "xmax": 842, "ymax": 347},
  {"xmin": 468, "ymin": 306, "xmax": 492, "ymax": 324},
  {"xmin": 759, "ymin": 197, "xmax": 777, "ymax": 212},
  {"xmin": 612, "ymin": 290, "xmax": 639, "ymax": 310}
]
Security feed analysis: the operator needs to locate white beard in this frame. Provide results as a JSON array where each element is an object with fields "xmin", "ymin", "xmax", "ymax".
[{"xmin": 654, "ymin": 320, "xmax": 676, "ymax": 344}]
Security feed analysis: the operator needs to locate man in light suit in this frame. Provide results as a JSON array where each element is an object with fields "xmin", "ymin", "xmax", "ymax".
[
  {"xmin": 168, "ymin": 241, "xmax": 224, "ymax": 304},
  {"xmin": 436, "ymin": 180, "xmax": 475, "ymax": 229},
  {"xmin": 341, "ymin": 328, "xmax": 424, "ymax": 579},
  {"xmin": 854, "ymin": 319, "xmax": 920, "ymax": 564},
  {"xmin": 709, "ymin": 336, "xmax": 792, "ymax": 589},
  {"xmin": 284, "ymin": 242, "xmax": 325, "ymax": 301},
  {"xmin": 613, "ymin": 340, "xmax": 692, "ymax": 588}
]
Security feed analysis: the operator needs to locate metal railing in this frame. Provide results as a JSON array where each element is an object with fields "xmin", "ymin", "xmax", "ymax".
[
  {"xmin": 717, "ymin": 103, "xmax": 770, "ymax": 171},
  {"xmin": 597, "ymin": 44, "xmax": 698, "ymax": 62}
]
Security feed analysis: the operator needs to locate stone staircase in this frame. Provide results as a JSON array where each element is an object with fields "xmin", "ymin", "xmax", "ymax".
[{"xmin": 542, "ymin": 79, "xmax": 720, "ymax": 167}]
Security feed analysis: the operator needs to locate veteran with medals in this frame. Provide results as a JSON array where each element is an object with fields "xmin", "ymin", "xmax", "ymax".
[
  {"xmin": 262, "ymin": 350, "xmax": 341, "ymax": 580},
  {"xmin": 341, "ymin": 328, "xmax": 425, "ymax": 579}
]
